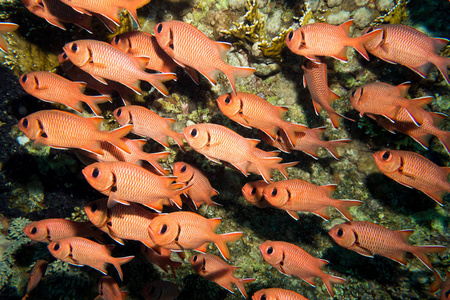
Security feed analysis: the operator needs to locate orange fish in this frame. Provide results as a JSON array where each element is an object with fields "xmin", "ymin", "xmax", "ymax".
[
  {"xmin": 183, "ymin": 123, "xmax": 287, "ymax": 183},
  {"xmin": 143, "ymin": 280, "xmax": 179, "ymax": 300},
  {"xmin": 252, "ymin": 288, "xmax": 309, "ymax": 300},
  {"xmin": 23, "ymin": 218, "xmax": 103, "ymax": 243},
  {"xmin": 263, "ymin": 179, "xmax": 361, "ymax": 221},
  {"xmin": 113, "ymin": 105, "xmax": 185, "ymax": 150},
  {"xmin": 328, "ymin": 221, "xmax": 446, "ymax": 271},
  {"xmin": 430, "ymin": 270, "xmax": 450, "ymax": 300},
  {"xmin": 0, "ymin": 22, "xmax": 18, "ymax": 52},
  {"xmin": 363, "ymin": 24, "xmax": 450, "ymax": 85},
  {"xmin": 373, "ymin": 150, "xmax": 450, "ymax": 205},
  {"xmin": 260, "ymin": 241, "xmax": 345, "ymax": 297},
  {"xmin": 153, "ymin": 20, "xmax": 255, "ymax": 94},
  {"xmin": 75, "ymin": 138, "xmax": 170, "ymax": 175},
  {"xmin": 95, "ymin": 276, "xmax": 127, "ymax": 300},
  {"xmin": 190, "ymin": 253, "xmax": 255, "ymax": 298},
  {"xmin": 285, "ymin": 20, "xmax": 381, "ymax": 62},
  {"xmin": 147, "ymin": 211, "xmax": 242, "ymax": 260},
  {"xmin": 350, "ymin": 81, "xmax": 433, "ymax": 125},
  {"xmin": 22, "ymin": 259, "xmax": 48, "ymax": 300},
  {"xmin": 302, "ymin": 58, "xmax": 353, "ymax": 128},
  {"xmin": 216, "ymin": 92, "xmax": 307, "ymax": 146},
  {"xmin": 140, "ymin": 244, "xmax": 182, "ymax": 277},
  {"xmin": 63, "ymin": 39, "xmax": 176, "ymax": 96},
  {"xmin": 48, "ymin": 237, "xmax": 134, "ymax": 280},
  {"xmin": 84, "ymin": 198, "xmax": 158, "ymax": 248},
  {"xmin": 246, "ymin": 148, "xmax": 298, "ymax": 180},
  {"xmin": 173, "ymin": 161, "xmax": 220, "ymax": 210},
  {"xmin": 82, "ymin": 161, "xmax": 190, "ymax": 210},
  {"xmin": 19, "ymin": 71, "xmax": 111, "ymax": 115},
  {"xmin": 241, "ymin": 180, "xmax": 271, "ymax": 208},
  {"xmin": 18, "ymin": 110, "xmax": 132, "ymax": 155}
]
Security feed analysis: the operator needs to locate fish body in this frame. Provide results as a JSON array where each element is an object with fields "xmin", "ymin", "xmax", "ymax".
[
  {"xmin": 260, "ymin": 241, "xmax": 345, "ymax": 297},
  {"xmin": 328, "ymin": 221, "xmax": 446, "ymax": 271},
  {"xmin": 95, "ymin": 276, "xmax": 127, "ymax": 300},
  {"xmin": 143, "ymin": 280, "xmax": 179, "ymax": 300},
  {"xmin": 363, "ymin": 24, "xmax": 450, "ymax": 85},
  {"xmin": 0, "ymin": 22, "xmax": 18, "ymax": 52},
  {"xmin": 48, "ymin": 237, "xmax": 134, "ymax": 280},
  {"xmin": 373, "ymin": 150, "xmax": 450, "ymax": 205},
  {"xmin": 190, "ymin": 253, "xmax": 255, "ymax": 298},
  {"xmin": 19, "ymin": 71, "xmax": 111, "ymax": 115},
  {"xmin": 241, "ymin": 180, "xmax": 271, "ymax": 208},
  {"xmin": 285, "ymin": 20, "xmax": 381, "ymax": 62},
  {"xmin": 153, "ymin": 20, "xmax": 255, "ymax": 94},
  {"xmin": 114, "ymin": 105, "xmax": 185, "ymax": 150},
  {"xmin": 63, "ymin": 39, "xmax": 176, "ymax": 96},
  {"xmin": 173, "ymin": 161, "xmax": 220, "ymax": 210},
  {"xmin": 82, "ymin": 161, "xmax": 190, "ymax": 211},
  {"xmin": 350, "ymin": 81, "xmax": 432, "ymax": 125},
  {"xmin": 263, "ymin": 179, "xmax": 361, "ymax": 221},
  {"xmin": 18, "ymin": 110, "xmax": 132, "ymax": 155},
  {"xmin": 252, "ymin": 288, "xmax": 309, "ymax": 300},
  {"xmin": 22, "ymin": 260, "xmax": 48, "ymax": 300},
  {"xmin": 183, "ymin": 123, "xmax": 285, "ymax": 183},
  {"xmin": 140, "ymin": 244, "xmax": 182, "ymax": 277},
  {"xmin": 147, "ymin": 211, "xmax": 242, "ymax": 260}
]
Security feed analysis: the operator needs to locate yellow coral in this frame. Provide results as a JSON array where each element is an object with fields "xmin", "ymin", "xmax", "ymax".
[
  {"xmin": 108, "ymin": 10, "xmax": 134, "ymax": 40},
  {"xmin": 371, "ymin": 0, "xmax": 410, "ymax": 26}
]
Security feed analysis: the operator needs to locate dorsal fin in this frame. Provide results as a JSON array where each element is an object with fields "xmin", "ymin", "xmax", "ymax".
[
  {"xmin": 395, "ymin": 229, "xmax": 414, "ymax": 243},
  {"xmin": 88, "ymin": 116, "xmax": 104, "ymax": 130},
  {"xmin": 275, "ymin": 106, "xmax": 288, "ymax": 119},
  {"xmin": 396, "ymin": 82, "xmax": 411, "ymax": 98},
  {"xmin": 215, "ymin": 41, "xmax": 232, "ymax": 60},
  {"xmin": 321, "ymin": 184, "xmax": 337, "ymax": 197},
  {"xmin": 339, "ymin": 20, "xmax": 353, "ymax": 37}
]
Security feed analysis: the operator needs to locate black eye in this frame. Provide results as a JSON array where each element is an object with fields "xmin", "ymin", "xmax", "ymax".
[
  {"xmin": 157, "ymin": 23, "xmax": 163, "ymax": 33},
  {"xmin": 224, "ymin": 97, "xmax": 231, "ymax": 104},
  {"xmin": 149, "ymin": 286, "xmax": 155, "ymax": 294},
  {"xmin": 21, "ymin": 74, "xmax": 27, "ymax": 83},
  {"xmin": 382, "ymin": 151, "xmax": 391, "ymax": 160},
  {"xmin": 53, "ymin": 243, "xmax": 60, "ymax": 251},
  {"xmin": 62, "ymin": 53, "xmax": 67, "ymax": 59},
  {"xmin": 267, "ymin": 246, "xmax": 273, "ymax": 255},
  {"xmin": 160, "ymin": 224, "xmax": 168, "ymax": 234},
  {"xmin": 92, "ymin": 168, "xmax": 99, "ymax": 178},
  {"xmin": 91, "ymin": 203, "xmax": 98, "ymax": 212},
  {"xmin": 22, "ymin": 118, "xmax": 29, "ymax": 128},
  {"xmin": 287, "ymin": 31, "xmax": 293, "ymax": 41},
  {"xmin": 261, "ymin": 295, "xmax": 267, "ymax": 300},
  {"xmin": 271, "ymin": 188, "xmax": 277, "ymax": 197},
  {"xmin": 190, "ymin": 128, "xmax": 198, "ymax": 137},
  {"xmin": 71, "ymin": 43, "xmax": 78, "ymax": 52},
  {"xmin": 30, "ymin": 227, "xmax": 37, "ymax": 234},
  {"xmin": 116, "ymin": 108, "xmax": 122, "ymax": 117},
  {"xmin": 250, "ymin": 187, "xmax": 256, "ymax": 195},
  {"xmin": 180, "ymin": 165, "xmax": 187, "ymax": 173},
  {"xmin": 337, "ymin": 228, "xmax": 343, "ymax": 237},
  {"xmin": 192, "ymin": 255, "xmax": 197, "ymax": 262},
  {"xmin": 113, "ymin": 36, "xmax": 120, "ymax": 44}
]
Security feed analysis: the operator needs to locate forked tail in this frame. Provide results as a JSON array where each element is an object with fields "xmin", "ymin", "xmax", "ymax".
[
  {"xmin": 412, "ymin": 245, "xmax": 446, "ymax": 271},
  {"xmin": 215, "ymin": 232, "xmax": 243, "ymax": 260}
]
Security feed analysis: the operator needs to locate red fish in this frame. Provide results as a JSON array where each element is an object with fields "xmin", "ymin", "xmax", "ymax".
[
  {"xmin": 0, "ymin": 22, "xmax": 18, "ymax": 52},
  {"xmin": 216, "ymin": 92, "xmax": 307, "ymax": 146},
  {"xmin": 285, "ymin": 20, "xmax": 381, "ymax": 62},
  {"xmin": 350, "ymin": 81, "xmax": 432, "ymax": 125},
  {"xmin": 19, "ymin": 71, "xmax": 111, "ymax": 115},
  {"xmin": 63, "ymin": 39, "xmax": 176, "ymax": 96},
  {"xmin": 430, "ymin": 271, "xmax": 450, "ymax": 300},
  {"xmin": 263, "ymin": 179, "xmax": 361, "ymax": 220},
  {"xmin": 246, "ymin": 148, "xmax": 298, "ymax": 180},
  {"xmin": 302, "ymin": 58, "xmax": 353, "ymax": 128},
  {"xmin": 22, "ymin": 260, "xmax": 48, "ymax": 300},
  {"xmin": 140, "ymin": 244, "xmax": 182, "ymax": 277},
  {"xmin": 113, "ymin": 105, "xmax": 185, "ymax": 150},
  {"xmin": 260, "ymin": 241, "xmax": 345, "ymax": 297},
  {"xmin": 363, "ymin": 24, "xmax": 450, "ymax": 85},
  {"xmin": 373, "ymin": 150, "xmax": 450, "ymax": 205},
  {"xmin": 190, "ymin": 253, "xmax": 255, "ymax": 298},
  {"xmin": 329, "ymin": 221, "xmax": 446, "ymax": 271},
  {"xmin": 18, "ymin": 110, "xmax": 132, "ymax": 155},
  {"xmin": 95, "ymin": 276, "xmax": 127, "ymax": 300},
  {"xmin": 252, "ymin": 288, "xmax": 309, "ymax": 300},
  {"xmin": 173, "ymin": 162, "xmax": 220, "ymax": 210},
  {"xmin": 154, "ymin": 20, "xmax": 255, "ymax": 94},
  {"xmin": 143, "ymin": 280, "xmax": 179, "ymax": 300},
  {"xmin": 147, "ymin": 211, "xmax": 242, "ymax": 260},
  {"xmin": 48, "ymin": 237, "xmax": 134, "ymax": 280},
  {"xmin": 82, "ymin": 161, "xmax": 190, "ymax": 210},
  {"xmin": 241, "ymin": 180, "xmax": 271, "ymax": 208}
]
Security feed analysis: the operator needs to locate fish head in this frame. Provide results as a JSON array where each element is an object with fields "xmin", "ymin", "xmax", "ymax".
[
  {"xmin": 373, "ymin": 150, "xmax": 402, "ymax": 174},
  {"xmin": 18, "ymin": 114, "xmax": 42, "ymax": 140},
  {"xmin": 260, "ymin": 241, "xmax": 284, "ymax": 267},
  {"xmin": 21, "ymin": 0, "xmax": 45, "ymax": 13},
  {"xmin": 48, "ymin": 239, "xmax": 71, "ymax": 260},
  {"xmin": 328, "ymin": 222, "xmax": 357, "ymax": 248},
  {"xmin": 263, "ymin": 183, "xmax": 289, "ymax": 207},
  {"xmin": 110, "ymin": 34, "xmax": 130, "ymax": 53},
  {"xmin": 242, "ymin": 180, "xmax": 268, "ymax": 206},
  {"xmin": 154, "ymin": 22, "xmax": 175, "ymax": 56},
  {"xmin": 23, "ymin": 222, "xmax": 49, "ymax": 242},
  {"xmin": 113, "ymin": 106, "xmax": 133, "ymax": 126},
  {"xmin": 19, "ymin": 72, "xmax": 40, "ymax": 93},
  {"xmin": 252, "ymin": 290, "xmax": 277, "ymax": 300},
  {"xmin": 82, "ymin": 163, "xmax": 115, "ymax": 193},
  {"xmin": 63, "ymin": 40, "xmax": 91, "ymax": 68},
  {"xmin": 84, "ymin": 199, "xmax": 109, "ymax": 228},
  {"xmin": 148, "ymin": 215, "xmax": 179, "ymax": 247},
  {"xmin": 173, "ymin": 162, "xmax": 194, "ymax": 183},
  {"xmin": 362, "ymin": 26, "xmax": 384, "ymax": 51},
  {"xmin": 285, "ymin": 28, "xmax": 306, "ymax": 53},
  {"xmin": 183, "ymin": 125, "xmax": 209, "ymax": 150},
  {"xmin": 349, "ymin": 87, "xmax": 364, "ymax": 110},
  {"xmin": 190, "ymin": 253, "xmax": 208, "ymax": 275},
  {"xmin": 216, "ymin": 93, "xmax": 241, "ymax": 118}
]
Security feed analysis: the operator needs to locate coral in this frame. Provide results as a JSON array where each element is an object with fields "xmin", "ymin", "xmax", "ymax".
[
  {"xmin": 353, "ymin": 7, "xmax": 374, "ymax": 29},
  {"xmin": 69, "ymin": 206, "xmax": 89, "ymax": 222},
  {"xmin": 372, "ymin": 0, "xmax": 409, "ymax": 25},
  {"xmin": 355, "ymin": 0, "xmax": 370, "ymax": 6},
  {"xmin": 7, "ymin": 217, "xmax": 31, "ymax": 245},
  {"xmin": 376, "ymin": 0, "xmax": 395, "ymax": 11},
  {"xmin": 327, "ymin": 11, "xmax": 351, "ymax": 25},
  {"xmin": 327, "ymin": 0, "xmax": 343, "ymax": 8}
]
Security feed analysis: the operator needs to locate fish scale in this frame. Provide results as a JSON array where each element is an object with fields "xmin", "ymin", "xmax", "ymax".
[
  {"xmin": 252, "ymin": 288, "xmax": 309, "ymax": 300},
  {"xmin": 23, "ymin": 219, "xmax": 100, "ymax": 243}
]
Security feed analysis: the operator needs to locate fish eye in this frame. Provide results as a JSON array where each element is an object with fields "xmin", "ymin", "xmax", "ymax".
[
  {"xmin": 287, "ymin": 31, "xmax": 293, "ymax": 41},
  {"xmin": 30, "ymin": 227, "xmax": 37, "ymax": 234},
  {"xmin": 180, "ymin": 165, "xmax": 187, "ymax": 173},
  {"xmin": 224, "ymin": 96, "xmax": 231, "ymax": 104},
  {"xmin": 91, "ymin": 203, "xmax": 98, "ymax": 212},
  {"xmin": 149, "ymin": 286, "xmax": 155, "ymax": 294},
  {"xmin": 157, "ymin": 23, "xmax": 163, "ymax": 34},
  {"xmin": 190, "ymin": 128, "xmax": 198, "ymax": 138},
  {"xmin": 260, "ymin": 295, "xmax": 267, "ymax": 300},
  {"xmin": 62, "ymin": 53, "xmax": 67, "ymax": 59},
  {"xmin": 337, "ymin": 228, "xmax": 344, "ymax": 237},
  {"xmin": 21, "ymin": 118, "xmax": 29, "ymax": 128},
  {"xmin": 192, "ymin": 255, "xmax": 198, "ymax": 262},
  {"xmin": 271, "ymin": 188, "xmax": 277, "ymax": 197},
  {"xmin": 250, "ymin": 187, "xmax": 256, "ymax": 195},
  {"xmin": 382, "ymin": 151, "xmax": 391, "ymax": 160},
  {"xmin": 116, "ymin": 108, "xmax": 122, "ymax": 117},
  {"xmin": 113, "ymin": 36, "xmax": 120, "ymax": 44},
  {"xmin": 21, "ymin": 74, "xmax": 27, "ymax": 83},
  {"xmin": 160, "ymin": 224, "xmax": 168, "ymax": 234},
  {"xmin": 92, "ymin": 168, "xmax": 100, "ymax": 178},
  {"xmin": 266, "ymin": 246, "xmax": 273, "ymax": 255},
  {"xmin": 53, "ymin": 243, "xmax": 60, "ymax": 251},
  {"xmin": 71, "ymin": 43, "xmax": 78, "ymax": 52}
]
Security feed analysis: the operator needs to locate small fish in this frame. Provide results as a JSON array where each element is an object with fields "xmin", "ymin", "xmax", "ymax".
[
  {"xmin": 140, "ymin": 244, "xmax": 182, "ymax": 277},
  {"xmin": 63, "ymin": 39, "xmax": 176, "ymax": 96},
  {"xmin": 82, "ymin": 161, "xmax": 190, "ymax": 210},
  {"xmin": 190, "ymin": 253, "xmax": 255, "ymax": 298},
  {"xmin": 302, "ymin": 58, "xmax": 353, "ymax": 128},
  {"xmin": 173, "ymin": 161, "xmax": 220, "ymax": 210},
  {"xmin": 252, "ymin": 288, "xmax": 309, "ymax": 300},
  {"xmin": 263, "ymin": 179, "xmax": 361, "ymax": 220},
  {"xmin": 154, "ymin": 20, "xmax": 255, "ymax": 94},
  {"xmin": 328, "ymin": 221, "xmax": 446, "ymax": 271},
  {"xmin": 23, "ymin": 218, "xmax": 103, "ymax": 243},
  {"xmin": 285, "ymin": 20, "xmax": 382, "ymax": 62},
  {"xmin": 22, "ymin": 260, "xmax": 48, "ymax": 300},
  {"xmin": 19, "ymin": 71, "xmax": 111, "ymax": 115},
  {"xmin": 18, "ymin": 110, "xmax": 132, "ymax": 155},
  {"xmin": 350, "ymin": 81, "xmax": 433, "ymax": 125},
  {"xmin": 430, "ymin": 270, "xmax": 450, "ymax": 300},
  {"xmin": 143, "ymin": 280, "xmax": 179, "ymax": 300},
  {"xmin": 241, "ymin": 180, "xmax": 271, "ymax": 208},
  {"xmin": 113, "ymin": 105, "xmax": 185, "ymax": 150},
  {"xmin": 363, "ymin": 24, "xmax": 450, "ymax": 85},
  {"xmin": 373, "ymin": 150, "xmax": 450, "ymax": 205},
  {"xmin": 0, "ymin": 22, "xmax": 18, "ymax": 52},
  {"xmin": 95, "ymin": 275, "xmax": 127, "ymax": 300},
  {"xmin": 260, "ymin": 241, "xmax": 345, "ymax": 297},
  {"xmin": 147, "ymin": 211, "xmax": 242, "ymax": 260},
  {"xmin": 48, "ymin": 237, "xmax": 134, "ymax": 280}
]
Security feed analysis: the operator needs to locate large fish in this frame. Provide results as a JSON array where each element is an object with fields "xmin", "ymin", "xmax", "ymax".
[
  {"xmin": 154, "ymin": 20, "xmax": 255, "ymax": 94},
  {"xmin": 252, "ymin": 288, "xmax": 309, "ymax": 300},
  {"xmin": 0, "ymin": 22, "xmax": 18, "ymax": 52}
]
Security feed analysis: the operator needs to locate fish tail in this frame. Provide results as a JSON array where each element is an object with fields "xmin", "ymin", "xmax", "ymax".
[
  {"xmin": 323, "ymin": 139, "xmax": 351, "ymax": 159},
  {"xmin": 429, "ymin": 270, "xmax": 444, "ymax": 293},
  {"xmin": 141, "ymin": 151, "xmax": 171, "ymax": 175},
  {"xmin": 405, "ymin": 96, "xmax": 433, "ymax": 125},
  {"xmin": 106, "ymin": 124, "xmax": 133, "ymax": 154},
  {"xmin": 112, "ymin": 255, "xmax": 135, "ymax": 281},
  {"xmin": 436, "ymin": 130, "xmax": 450, "ymax": 155},
  {"xmin": 216, "ymin": 232, "xmax": 243, "ymax": 260},
  {"xmin": 352, "ymin": 28, "xmax": 383, "ymax": 60},
  {"xmin": 321, "ymin": 273, "xmax": 346, "ymax": 298},
  {"xmin": 327, "ymin": 109, "xmax": 354, "ymax": 129},
  {"xmin": 273, "ymin": 161, "xmax": 298, "ymax": 179},
  {"xmin": 83, "ymin": 95, "xmax": 112, "ymax": 115},
  {"xmin": 411, "ymin": 245, "xmax": 446, "ymax": 271},
  {"xmin": 254, "ymin": 156, "xmax": 283, "ymax": 183},
  {"xmin": 169, "ymin": 260, "xmax": 182, "ymax": 278},
  {"xmin": 143, "ymin": 72, "xmax": 177, "ymax": 97},
  {"xmin": 334, "ymin": 199, "xmax": 362, "ymax": 221},
  {"xmin": 169, "ymin": 184, "xmax": 192, "ymax": 209},
  {"xmin": 224, "ymin": 65, "xmax": 255, "ymax": 94},
  {"xmin": 234, "ymin": 278, "xmax": 255, "ymax": 298},
  {"xmin": 169, "ymin": 131, "xmax": 186, "ymax": 152},
  {"xmin": 125, "ymin": 0, "xmax": 150, "ymax": 26}
]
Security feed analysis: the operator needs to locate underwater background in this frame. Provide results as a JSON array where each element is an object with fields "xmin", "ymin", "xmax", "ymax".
[{"xmin": 0, "ymin": 0, "xmax": 450, "ymax": 299}]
